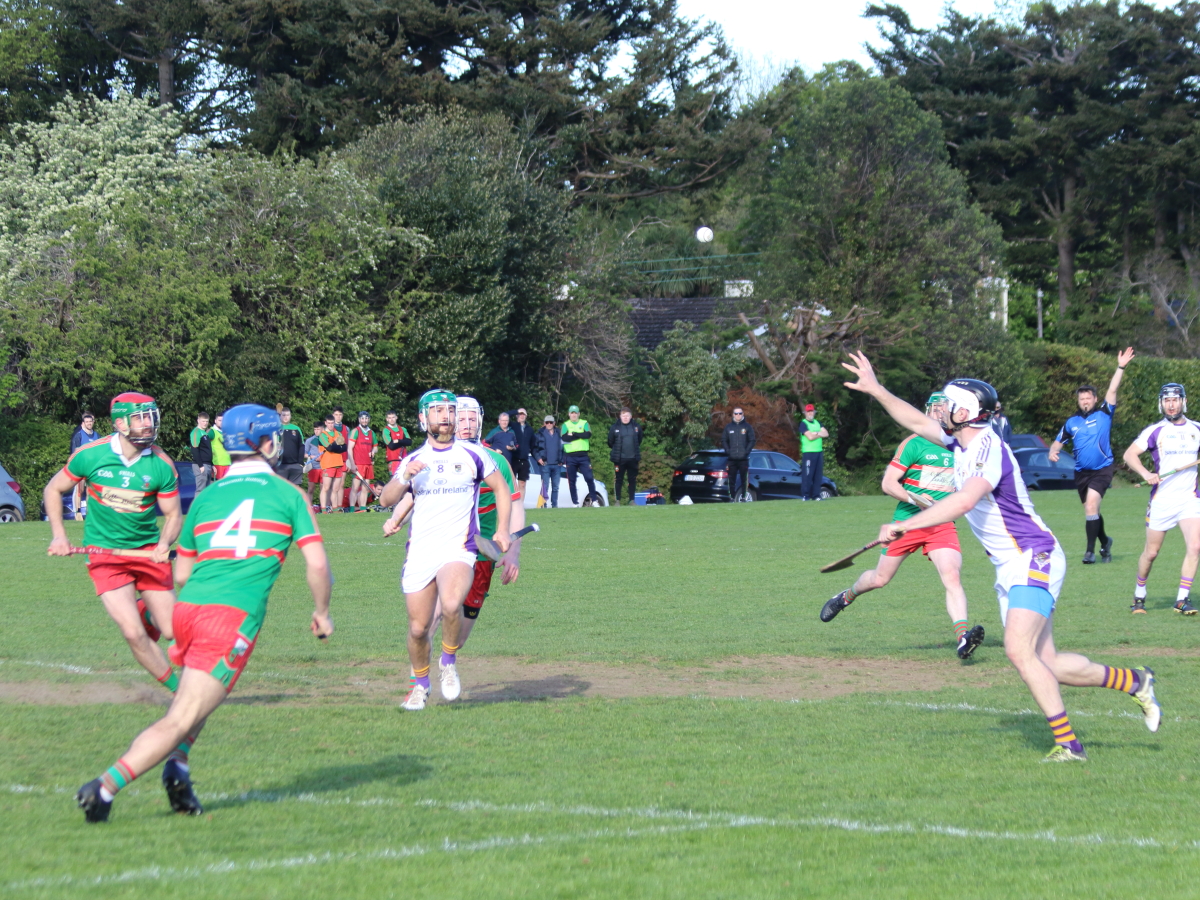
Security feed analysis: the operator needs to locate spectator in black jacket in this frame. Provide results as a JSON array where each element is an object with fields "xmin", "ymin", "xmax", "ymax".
[
  {"xmin": 721, "ymin": 407, "xmax": 757, "ymax": 502},
  {"xmin": 507, "ymin": 407, "xmax": 535, "ymax": 496},
  {"xmin": 278, "ymin": 408, "xmax": 307, "ymax": 485},
  {"xmin": 607, "ymin": 408, "xmax": 643, "ymax": 505},
  {"xmin": 533, "ymin": 415, "xmax": 566, "ymax": 508}
]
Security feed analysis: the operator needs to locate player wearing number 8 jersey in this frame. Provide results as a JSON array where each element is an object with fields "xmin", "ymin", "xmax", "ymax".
[
  {"xmin": 44, "ymin": 392, "xmax": 183, "ymax": 693},
  {"xmin": 821, "ymin": 393, "xmax": 985, "ymax": 659},
  {"xmin": 76, "ymin": 405, "xmax": 332, "ymax": 823}
]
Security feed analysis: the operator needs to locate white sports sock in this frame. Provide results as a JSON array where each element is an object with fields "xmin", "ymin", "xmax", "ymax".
[
  {"xmin": 1135, "ymin": 585, "xmax": 1148, "ymax": 599},
  {"xmin": 99, "ymin": 786, "xmax": 115, "ymax": 802},
  {"xmin": 1177, "ymin": 587, "xmax": 1190, "ymax": 602}
]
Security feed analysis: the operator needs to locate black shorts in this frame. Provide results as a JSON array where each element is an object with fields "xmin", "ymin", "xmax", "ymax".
[
  {"xmin": 280, "ymin": 463, "xmax": 304, "ymax": 485},
  {"xmin": 1075, "ymin": 465, "xmax": 1113, "ymax": 503},
  {"xmin": 512, "ymin": 456, "xmax": 530, "ymax": 481}
]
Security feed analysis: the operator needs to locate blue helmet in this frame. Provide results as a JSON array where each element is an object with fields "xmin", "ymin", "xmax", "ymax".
[{"xmin": 222, "ymin": 404, "xmax": 282, "ymax": 459}]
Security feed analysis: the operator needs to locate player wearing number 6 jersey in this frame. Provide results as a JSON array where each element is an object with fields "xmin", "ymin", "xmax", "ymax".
[
  {"xmin": 821, "ymin": 392, "xmax": 985, "ymax": 659},
  {"xmin": 76, "ymin": 405, "xmax": 333, "ymax": 823},
  {"xmin": 44, "ymin": 392, "xmax": 183, "ymax": 693}
]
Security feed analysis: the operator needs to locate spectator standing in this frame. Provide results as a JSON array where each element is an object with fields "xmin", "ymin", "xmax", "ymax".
[
  {"xmin": 561, "ymin": 405, "xmax": 599, "ymax": 506},
  {"xmin": 70, "ymin": 411, "xmax": 102, "ymax": 516},
  {"xmin": 348, "ymin": 411, "xmax": 377, "ymax": 512},
  {"xmin": 278, "ymin": 407, "xmax": 306, "ymax": 485},
  {"xmin": 799, "ymin": 404, "xmax": 829, "ymax": 501},
  {"xmin": 379, "ymin": 411, "xmax": 412, "ymax": 476},
  {"xmin": 318, "ymin": 412, "xmax": 350, "ymax": 512},
  {"xmin": 508, "ymin": 408, "xmax": 534, "ymax": 498},
  {"xmin": 607, "ymin": 407, "xmax": 643, "ymax": 505},
  {"xmin": 534, "ymin": 414, "xmax": 565, "ymax": 508},
  {"xmin": 991, "ymin": 401, "xmax": 1014, "ymax": 444},
  {"xmin": 188, "ymin": 412, "xmax": 215, "ymax": 495},
  {"xmin": 721, "ymin": 407, "xmax": 756, "ymax": 501},
  {"xmin": 210, "ymin": 412, "xmax": 232, "ymax": 480},
  {"xmin": 484, "ymin": 413, "xmax": 518, "ymax": 467},
  {"xmin": 304, "ymin": 420, "xmax": 324, "ymax": 506}
]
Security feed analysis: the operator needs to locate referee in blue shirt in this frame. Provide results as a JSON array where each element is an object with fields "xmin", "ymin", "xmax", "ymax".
[{"xmin": 1049, "ymin": 347, "xmax": 1135, "ymax": 563}]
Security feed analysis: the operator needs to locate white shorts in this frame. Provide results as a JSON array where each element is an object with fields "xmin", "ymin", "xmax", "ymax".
[
  {"xmin": 992, "ymin": 544, "xmax": 1066, "ymax": 626},
  {"xmin": 1145, "ymin": 490, "xmax": 1200, "ymax": 532},
  {"xmin": 401, "ymin": 546, "xmax": 476, "ymax": 594}
]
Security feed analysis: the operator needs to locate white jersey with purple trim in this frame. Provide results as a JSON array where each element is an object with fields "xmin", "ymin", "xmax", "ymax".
[
  {"xmin": 942, "ymin": 428, "xmax": 1058, "ymax": 564},
  {"xmin": 403, "ymin": 439, "xmax": 497, "ymax": 556},
  {"xmin": 1133, "ymin": 418, "xmax": 1200, "ymax": 502}
]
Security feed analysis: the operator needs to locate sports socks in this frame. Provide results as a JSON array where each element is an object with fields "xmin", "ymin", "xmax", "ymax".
[
  {"xmin": 157, "ymin": 668, "xmax": 179, "ymax": 693},
  {"xmin": 1178, "ymin": 576, "xmax": 1193, "ymax": 602},
  {"xmin": 844, "ymin": 587, "xmax": 859, "ymax": 605},
  {"xmin": 441, "ymin": 642, "xmax": 459, "ymax": 667},
  {"xmin": 1102, "ymin": 666, "xmax": 1141, "ymax": 695},
  {"xmin": 1046, "ymin": 711, "xmax": 1085, "ymax": 753},
  {"xmin": 952, "ymin": 620, "xmax": 969, "ymax": 641},
  {"xmin": 99, "ymin": 758, "xmax": 138, "ymax": 802},
  {"xmin": 1097, "ymin": 515, "xmax": 1108, "ymax": 544},
  {"xmin": 412, "ymin": 665, "xmax": 431, "ymax": 691},
  {"xmin": 168, "ymin": 734, "xmax": 196, "ymax": 772},
  {"xmin": 1135, "ymin": 575, "xmax": 1148, "ymax": 599},
  {"xmin": 1085, "ymin": 515, "xmax": 1100, "ymax": 553}
]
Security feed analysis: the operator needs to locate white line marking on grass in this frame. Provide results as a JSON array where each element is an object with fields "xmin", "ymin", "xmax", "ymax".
[
  {"xmin": 878, "ymin": 700, "xmax": 1144, "ymax": 722},
  {"xmin": 0, "ymin": 659, "xmax": 95, "ymax": 675}
]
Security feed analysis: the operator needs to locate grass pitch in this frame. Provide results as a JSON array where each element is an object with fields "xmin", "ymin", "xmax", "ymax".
[{"xmin": 2, "ymin": 488, "xmax": 1199, "ymax": 898}]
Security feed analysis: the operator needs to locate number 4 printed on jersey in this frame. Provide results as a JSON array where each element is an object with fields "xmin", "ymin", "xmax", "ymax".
[{"xmin": 211, "ymin": 499, "xmax": 257, "ymax": 558}]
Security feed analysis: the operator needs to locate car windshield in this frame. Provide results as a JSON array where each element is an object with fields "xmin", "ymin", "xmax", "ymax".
[{"xmin": 684, "ymin": 451, "xmax": 727, "ymax": 465}]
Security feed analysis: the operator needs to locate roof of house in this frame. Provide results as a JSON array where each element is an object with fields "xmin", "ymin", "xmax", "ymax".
[{"xmin": 627, "ymin": 297, "xmax": 750, "ymax": 350}]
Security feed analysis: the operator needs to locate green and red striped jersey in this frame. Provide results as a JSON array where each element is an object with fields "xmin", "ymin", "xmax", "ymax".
[
  {"xmin": 63, "ymin": 434, "xmax": 179, "ymax": 549},
  {"xmin": 476, "ymin": 446, "xmax": 518, "ymax": 562},
  {"xmin": 888, "ymin": 434, "xmax": 956, "ymax": 522},
  {"xmin": 177, "ymin": 459, "xmax": 322, "ymax": 628}
]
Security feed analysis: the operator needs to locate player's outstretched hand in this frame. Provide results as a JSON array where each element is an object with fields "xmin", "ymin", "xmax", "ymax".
[
  {"xmin": 877, "ymin": 522, "xmax": 905, "ymax": 544},
  {"xmin": 312, "ymin": 612, "xmax": 334, "ymax": 641},
  {"xmin": 842, "ymin": 351, "xmax": 881, "ymax": 395},
  {"xmin": 47, "ymin": 536, "xmax": 73, "ymax": 557},
  {"xmin": 500, "ymin": 547, "xmax": 520, "ymax": 585},
  {"xmin": 1118, "ymin": 346, "xmax": 1135, "ymax": 368}
]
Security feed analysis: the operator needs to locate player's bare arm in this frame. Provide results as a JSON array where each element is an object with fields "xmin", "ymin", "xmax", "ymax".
[
  {"xmin": 483, "ymin": 469, "xmax": 513, "ymax": 554},
  {"xmin": 380, "ymin": 459, "xmax": 426, "ymax": 506},
  {"xmin": 499, "ymin": 491, "xmax": 526, "ymax": 585},
  {"xmin": 1123, "ymin": 441, "xmax": 1158, "ymax": 485},
  {"xmin": 43, "ymin": 468, "xmax": 78, "ymax": 555},
  {"xmin": 878, "ymin": 476, "xmax": 992, "ymax": 543},
  {"xmin": 152, "ymin": 492, "xmax": 183, "ymax": 563},
  {"xmin": 383, "ymin": 495, "xmax": 414, "ymax": 536},
  {"xmin": 173, "ymin": 552, "xmax": 194, "ymax": 587},
  {"xmin": 1106, "ymin": 347, "xmax": 1135, "ymax": 406},
  {"xmin": 880, "ymin": 460, "xmax": 933, "ymax": 508},
  {"xmin": 301, "ymin": 541, "xmax": 334, "ymax": 639},
  {"xmin": 842, "ymin": 351, "xmax": 944, "ymax": 445},
  {"xmin": 1048, "ymin": 439, "xmax": 1065, "ymax": 463}
]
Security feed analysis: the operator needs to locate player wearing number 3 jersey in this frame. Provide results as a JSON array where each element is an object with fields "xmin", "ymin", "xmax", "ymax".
[{"xmin": 76, "ymin": 405, "xmax": 333, "ymax": 823}]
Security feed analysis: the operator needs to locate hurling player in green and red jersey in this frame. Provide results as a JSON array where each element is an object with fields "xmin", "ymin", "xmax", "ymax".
[
  {"xmin": 76, "ymin": 404, "xmax": 333, "ymax": 822},
  {"xmin": 819, "ymin": 392, "xmax": 986, "ymax": 659},
  {"xmin": 347, "ymin": 410, "xmax": 377, "ymax": 512},
  {"xmin": 380, "ymin": 410, "xmax": 412, "ymax": 477},
  {"xmin": 384, "ymin": 396, "xmax": 525, "ymax": 650},
  {"xmin": 44, "ymin": 392, "xmax": 184, "ymax": 690}
]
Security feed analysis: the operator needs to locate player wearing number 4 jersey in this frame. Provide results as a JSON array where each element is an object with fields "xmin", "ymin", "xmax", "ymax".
[
  {"xmin": 821, "ymin": 392, "xmax": 985, "ymax": 660},
  {"xmin": 379, "ymin": 390, "xmax": 512, "ymax": 710},
  {"xmin": 1122, "ymin": 383, "xmax": 1200, "ymax": 615},
  {"xmin": 44, "ymin": 393, "xmax": 183, "ymax": 693},
  {"xmin": 843, "ymin": 352, "xmax": 1162, "ymax": 763},
  {"xmin": 76, "ymin": 405, "xmax": 332, "ymax": 823}
]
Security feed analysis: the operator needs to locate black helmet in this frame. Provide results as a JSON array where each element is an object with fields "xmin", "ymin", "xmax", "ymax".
[
  {"xmin": 942, "ymin": 378, "xmax": 999, "ymax": 429},
  {"xmin": 1159, "ymin": 383, "xmax": 1187, "ymax": 418}
]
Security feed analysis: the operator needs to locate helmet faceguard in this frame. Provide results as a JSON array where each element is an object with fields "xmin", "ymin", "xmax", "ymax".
[
  {"xmin": 222, "ymin": 404, "xmax": 283, "ymax": 462},
  {"xmin": 110, "ymin": 392, "xmax": 160, "ymax": 449},
  {"xmin": 456, "ymin": 396, "xmax": 483, "ymax": 443},
  {"xmin": 925, "ymin": 391, "xmax": 949, "ymax": 416},
  {"xmin": 418, "ymin": 388, "xmax": 457, "ymax": 438},
  {"xmin": 1160, "ymin": 383, "xmax": 1187, "ymax": 420},
  {"xmin": 942, "ymin": 379, "xmax": 998, "ymax": 432}
]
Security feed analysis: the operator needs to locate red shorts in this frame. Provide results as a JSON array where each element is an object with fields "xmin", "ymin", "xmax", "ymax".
[
  {"xmin": 87, "ymin": 549, "xmax": 173, "ymax": 596},
  {"xmin": 388, "ymin": 459, "xmax": 402, "ymax": 475},
  {"xmin": 169, "ymin": 603, "xmax": 260, "ymax": 693},
  {"xmin": 322, "ymin": 466, "xmax": 347, "ymax": 478},
  {"xmin": 463, "ymin": 560, "xmax": 495, "ymax": 618},
  {"xmin": 307, "ymin": 468, "xmax": 322, "ymax": 485},
  {"xmin": 353, "ymin": 464, "xmax": 374, "ymax": 481},
  {"xmin": 213, "ymin": 465, "xmax": 230, "ymax": 480},
  {"xmin": 884, "ymin": 521, "xmax": 960, "ymax": 558}
]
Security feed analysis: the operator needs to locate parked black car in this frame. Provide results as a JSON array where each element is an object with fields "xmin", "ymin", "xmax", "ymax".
[
  {"xmin": 1009, "ymin": 433, "xmax": 1049, "ymax": 450},
  {"xmin": 1012, "ymin": 447, "xmax": 1077, "ymax": 491},
  {"xmin": 670, "ymin": 450, "xmax": 838, "ymax": 503}
]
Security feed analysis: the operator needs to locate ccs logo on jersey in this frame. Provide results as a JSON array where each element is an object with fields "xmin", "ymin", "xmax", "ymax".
[
  {"xmin": 142, "ymin": 475, "xmax": 152, "ymax": 488},
  {"xmin": 454, "ymin": 464, "xmax": 462, "ymax": 473}
]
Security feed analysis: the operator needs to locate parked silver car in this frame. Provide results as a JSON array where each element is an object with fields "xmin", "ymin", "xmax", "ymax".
[{"xmin": 0, "ymin": 461, "xmax": 26, "ymax": 523}]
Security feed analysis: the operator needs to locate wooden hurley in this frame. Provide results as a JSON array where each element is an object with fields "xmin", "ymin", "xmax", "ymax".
[
  {"xmin": 819, "ymin": 539, "xmax": 884, "ymax": 574},
  {"xmin": 1138, "ymin": 459, "xmax": 1200, "ymax": 487},
  {"xmin": 68, "ymin": 546, "xmax": 177, "ymax": 560}
]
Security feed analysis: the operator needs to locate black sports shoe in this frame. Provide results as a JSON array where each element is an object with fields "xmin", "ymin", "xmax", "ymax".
[
  {"xmin": 1100, "ymin": 536, "xmax": 1114, "ymax": 563},
  {"xmin": 162, "ymin": 760, "xmax": 203, "ymax": 815},
  {"xmin": 1082, "ymin": 551, "xmax": 1096, "ymax": 564},
  {"xmin": 1131, "ymin": 598, "xmax": 1147, "ymax": 614},
  {"xmin": 76, "ymin": 778, "xmax": 111, "ymax": 823},
  {"xmin": 1175, "ymin": 598, "xmax": 1198, "ymax": 615},
  {"xmin": 820, "ymin": 590, "xmax": 852, "ymax": 622},
  {"xmin": 956, "ymin": 625, "xmax": 985, "ymax": 659}
]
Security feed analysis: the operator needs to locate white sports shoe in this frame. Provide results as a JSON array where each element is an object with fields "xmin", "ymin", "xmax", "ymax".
[
  {"xmin": 439, "ymin": 662, "xmax": 461, "ymax": 701},
  {"xmin": 1133, "ymin": 666, "xmax": 1161, "ymax": 733},
  {"xmin": 401, "ymin": 683, "xmax": 429, "ymax": 711}
]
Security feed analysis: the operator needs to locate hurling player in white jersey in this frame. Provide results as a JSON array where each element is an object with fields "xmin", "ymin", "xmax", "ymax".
[
  {"xmin": 843, "ymin": 351, "xmax": 1161, "ymax": 762},
  {"xmin": 379, "ymin": 389, "xmax": 512, "ymax": 710},
  {"xmin": 1122, "ymin": 382, "xmax": 1200, "ymax": 615}
]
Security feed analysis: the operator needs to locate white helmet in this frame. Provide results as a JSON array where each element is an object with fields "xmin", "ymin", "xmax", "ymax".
[{"xmin": 456, "ymin": 396, "xmax": 483, "ymax": 443}]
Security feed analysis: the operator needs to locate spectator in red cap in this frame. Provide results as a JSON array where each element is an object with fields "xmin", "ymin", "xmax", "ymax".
[{"xmin": 799, "ymin": 403, "xmax": 829, "ymax": 501}]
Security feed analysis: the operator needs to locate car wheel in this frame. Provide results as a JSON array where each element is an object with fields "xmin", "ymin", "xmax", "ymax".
[
  {"xmin": 819, "ymin": 486, "xmax": 835, "ymax": 500},
  {"xmin": 742, "ymin": 488, "xmax": 757, "ymax": 503},
  {"xmin": 0, "ymin": 506, "xmax": 23, "ymax": 523}
]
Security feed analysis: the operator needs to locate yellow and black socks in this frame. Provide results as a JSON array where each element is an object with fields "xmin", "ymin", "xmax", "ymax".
[{"xmin": 1103, "ymin": 666, "xmax": 1141, "ymax": 695}]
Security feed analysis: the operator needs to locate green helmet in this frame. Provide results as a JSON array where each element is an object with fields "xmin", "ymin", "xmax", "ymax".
[
  {"xmin": 110, "ymin": 391, "xmax": 160, "ymax": 448},
  {"xmin": 417, "ymin": 389, "xmax": 457, "ymax": 432},
  {"xmin": 925, "ymin": 391, "xmax": 949, "ymax": 413}
]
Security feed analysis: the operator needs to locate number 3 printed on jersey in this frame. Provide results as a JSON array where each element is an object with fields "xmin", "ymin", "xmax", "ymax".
[{"xmin": 211, "ymin": 499, "xmax": 257, "ymax": 557}]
